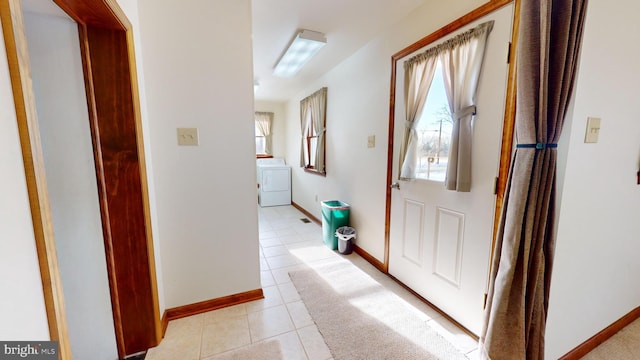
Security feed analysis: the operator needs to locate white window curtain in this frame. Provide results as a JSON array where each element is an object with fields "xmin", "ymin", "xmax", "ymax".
[
  {"xmin": 441, "ymin": 21, "xmax": 494, "ymax": 192},
  {"xmin": 255, "ymin": 112, "xmax": 273, "ymax": 154},
  {"xmin": 400, "ymin": 21, "xmax": 493, "ymax": 190},
  {"xmin": 400, "ymin": 49, "xmax": 439, "ymax": 179}
]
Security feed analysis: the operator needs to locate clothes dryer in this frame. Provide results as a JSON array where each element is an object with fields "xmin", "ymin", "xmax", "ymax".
[{"xmin": 256, "ymin": 158, "xmax": 291, "ymax": 207}]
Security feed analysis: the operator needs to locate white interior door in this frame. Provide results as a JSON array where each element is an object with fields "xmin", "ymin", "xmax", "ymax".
[{"xmin": 388, "ymin": 4, "xmax": 513, "ymax": 335}]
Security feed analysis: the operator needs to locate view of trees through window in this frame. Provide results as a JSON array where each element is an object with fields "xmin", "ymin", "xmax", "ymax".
[{"xmin": 414, "ymin": 62, "xmax": 452, "ymax": 181}]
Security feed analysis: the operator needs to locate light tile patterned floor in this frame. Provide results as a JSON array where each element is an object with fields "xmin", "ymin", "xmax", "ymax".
[{"xmin": 145, "ymin": 205, "xmax": 478, "ymax": 360}]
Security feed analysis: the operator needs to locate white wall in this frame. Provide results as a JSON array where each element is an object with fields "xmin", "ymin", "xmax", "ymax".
[
  {"xmin": 546, "ymin": 0, "xmax": 640, "ymax": 357},
  {"xmin": 23, "ymin": 11, "xmax": 118, "ymax": 359},
  {"xmin": 283, "ymin": 0, "xmax": 487, "ymax": 261},
  {"xmin": 254, "ymin": 100, "xmax": 287, "ymax": 159},
  {"xmin": 137, "ymin": 0, "xmax": 260, "ymax": 308},
  {"xmin": 0, "ymin": 14, "xmax": 50, "ymax": 341}
]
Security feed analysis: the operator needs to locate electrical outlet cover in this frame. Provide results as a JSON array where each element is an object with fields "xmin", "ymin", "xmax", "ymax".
[{"xmin": 177, "ymin": 128, "xmax": 199, "ymax": 146}]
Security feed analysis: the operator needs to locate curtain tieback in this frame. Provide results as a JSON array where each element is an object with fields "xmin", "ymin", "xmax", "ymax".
[
  {"xmin": 453, "ymin": 105, "xmax": 477, "ymax": 120},
  {"xmin": 516, "ymin": 143, "xmax": 558, "ymax": 149}
]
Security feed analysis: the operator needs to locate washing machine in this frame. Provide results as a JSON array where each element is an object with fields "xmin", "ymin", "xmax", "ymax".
[{"xmin": 256, "ymin": 158, "xmax": 291, "ymax": 207}]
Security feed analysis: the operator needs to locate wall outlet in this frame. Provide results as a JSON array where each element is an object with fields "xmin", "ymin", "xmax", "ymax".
[
  {"xmin": 177, "ymin": 127, "xmax": 199, "ymax": 146},
  {"xmin": 315, "ymin": 194, "xmax": 318, "ymax": 202}
]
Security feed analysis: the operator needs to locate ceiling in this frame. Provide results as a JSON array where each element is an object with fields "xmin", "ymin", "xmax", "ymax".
[
  {"xmin": 251, "ymin": 0, "xmax": 432, "ymax": 102},
  {"xmin": 22, "ymin": 0, "xmax": 433, "ymax": 103}
]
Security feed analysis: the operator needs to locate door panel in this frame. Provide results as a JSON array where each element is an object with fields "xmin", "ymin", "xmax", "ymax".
[
  {"xmin": 388, "ymin": 4, "xmax": 513, "ymax": 334},
  {"xmin": 401, "ymin": 199, "xmax": 424, "ymax": 266},
  {"xmin": 433, "ymin": 207, "xmax": 464, "ymax": 287}
]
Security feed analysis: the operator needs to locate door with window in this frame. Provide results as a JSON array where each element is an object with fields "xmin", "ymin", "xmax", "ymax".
[{"xmin": 388, "ymin": 4, "xmax": 513, "ymax": 335}]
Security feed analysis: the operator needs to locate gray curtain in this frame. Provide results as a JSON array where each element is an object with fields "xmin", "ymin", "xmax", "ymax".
[
  {"xmin": 255, "ymin": 112, "xmax": 273, "ymax": 155},
  {"xmin": 441, "ymin": 21, "xmax": 493, "ymax": 192},
  {"xmin": 479, "ymin": 0, "xmax": 588, "ymax": 359}
]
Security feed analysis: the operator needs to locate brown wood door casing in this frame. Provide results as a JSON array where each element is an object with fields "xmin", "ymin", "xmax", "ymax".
[{"xmin": 2, "ymin": 0, "xmax": 162, "ymax": 357}]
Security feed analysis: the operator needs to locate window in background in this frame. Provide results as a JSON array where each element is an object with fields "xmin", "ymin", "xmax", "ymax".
[
  {"xmin": 300, "ymin": 87, "xmax": 327, "ymax": 175},
  {"xmin": 255, "ymin": 111, "xmax": 273, "ymax": 157}
]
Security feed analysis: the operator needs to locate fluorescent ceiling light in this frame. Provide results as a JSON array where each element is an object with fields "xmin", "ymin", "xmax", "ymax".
[{"xmin": 274, "ymin": 30, "xmax": 326, "ymax": 78}]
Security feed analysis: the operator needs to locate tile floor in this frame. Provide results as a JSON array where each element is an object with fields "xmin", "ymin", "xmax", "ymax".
[{"xmin": 145, "ymin": 205, "xmax": 479, "ymax": 360}]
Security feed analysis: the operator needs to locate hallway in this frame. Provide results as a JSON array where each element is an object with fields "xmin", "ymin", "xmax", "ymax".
[{"xmin": 145, "ymin": 205, "xmax": 478, "ymax": 359}]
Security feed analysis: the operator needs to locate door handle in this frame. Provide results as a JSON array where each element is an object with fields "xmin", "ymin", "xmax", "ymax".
[{"xmin": 390, "ymin": 182, "xmax": 400, "ymax": 190}]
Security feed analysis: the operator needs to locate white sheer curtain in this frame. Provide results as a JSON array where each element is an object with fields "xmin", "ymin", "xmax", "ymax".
[
  {"xmin": 255, "ymin": 112, "xmax": 273, "ymax": 155},
  {"xmin": 440, "ymin": 21, "xmax": 494, "ymax": 192},
  {"xmin": 400, "ymin": 49, "xmax": 439, "ymax": 179}
]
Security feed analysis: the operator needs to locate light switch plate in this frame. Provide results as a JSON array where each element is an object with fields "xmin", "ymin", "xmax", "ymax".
[
  {"xmin": 177, "ymin": 128, "xmax": 199, "ymax": 146},
  {"xmin": 584, "ymin": 117, "xmax": 600, "ymax": 143},
  {"xmin": 367, "ymin": 135, "xmax": 375, "ymax": 148}
]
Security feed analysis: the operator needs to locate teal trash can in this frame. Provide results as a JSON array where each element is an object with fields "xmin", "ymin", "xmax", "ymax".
[{"xmin": 321, "ymin": 200, "xmax": 350, "ymax": 250}]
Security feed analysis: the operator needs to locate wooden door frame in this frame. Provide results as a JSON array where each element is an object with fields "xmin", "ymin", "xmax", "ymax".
[
  {"xmin": 383, "ymin": 0, "xmax": 519, "ymax": 273},
  {"xmin": 1, "ymin": 0, "xmax": 161, "ymax": 358}
]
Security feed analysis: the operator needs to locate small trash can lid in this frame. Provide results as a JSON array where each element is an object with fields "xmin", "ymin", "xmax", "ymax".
[
  {"xmin": 336, "ymin": 226, "xmax": 356, "ymax": 240},
  {"xmin": 336, "ymin": 226, "xmax": 356, "ymax": 235}
]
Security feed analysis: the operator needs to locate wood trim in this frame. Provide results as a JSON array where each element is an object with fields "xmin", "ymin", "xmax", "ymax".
[
  {"xmin": 76, "ymin": 22, "xmax": 127, "ymax": 357},
  {"xmin": 392, "ymin": 0, "xmax": 512, "ymax": 61},
  {"xmin": 125, "ymin": 17, "xmax": 163, "ymax": 346},
  {"xmin": 0, "ymin": 1, "xmax": 71, "ymax": 358},
  {"xmin": 488, "ymin": 0, "xmax": 520, "ymax": 295},
  {"xmin": 82, "ymin": 23, "xmax": 159, "ymax": 356},
  {"xmin": 163, "ymin": 289, "xmax": 264, "ymax": 325},
  {"xmin": 160, "ymin": 313, "xmax": 169, "ymax": 338},
  {"xmin": 53, "ymin": 0, "xmax": 129, "ymax": 30},
  {"xmin": 353, "ymin": 245, "xmax": 386, "ymax": 274},
  {"xmin": 292, "ymin": 201, "xmax": 321, "ymax": 225},
  {"xmin": 53, "ymin": 0, "xmax": 162, "ymax": 356},
  {"xmin": 384, "ymin": 0, "xmax": 515, "ymax": 282},
  {"xmin": 559, "ymin": 307, "xmax": 640, "ymax": 360},
  {"xmin": 304, "ymin": 167, "xmax": 328, "ymax": 177}
]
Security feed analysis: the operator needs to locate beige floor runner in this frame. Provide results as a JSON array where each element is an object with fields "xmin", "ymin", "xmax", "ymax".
[{"xmin": 290, "ymin": 260, "xmax": 468, "ymax": 360}]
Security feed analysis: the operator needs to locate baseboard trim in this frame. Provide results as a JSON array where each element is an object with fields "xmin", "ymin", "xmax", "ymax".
[
  {"xmin": 388, "ymin": 272, "xmax": 479, "ymax": 340},
  {"xmin": 559, "ymin": 306, "xmax": 640, "ymax": 359},
  {"xmin": 161, "ymin": 288, "xmax": 264, "ymax": 337},
  {"xmin": 353, "ymin": 245, "xmax": 386, "ymax": 273},
  {"xmin": 292, "ymin": 201, "xmax": 321, "ymax": 225}
]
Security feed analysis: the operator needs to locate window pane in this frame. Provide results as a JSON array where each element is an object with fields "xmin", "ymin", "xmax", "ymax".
[
  {"xmin": 415, "ymin": 62, "xmax": 452, "ymax": 182},
  {"xmin": 255, "ymin": 136, "xmax": 266, "ymax": 154},
  {"xmin": 309, "ymin": 137, "xmax": 317, "ymax": 167}
]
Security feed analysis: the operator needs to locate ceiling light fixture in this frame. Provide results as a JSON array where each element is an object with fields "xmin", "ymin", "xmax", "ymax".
[{"xmin": 273, "ymin": 29, "xmax": 326, "ymax": 78}]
